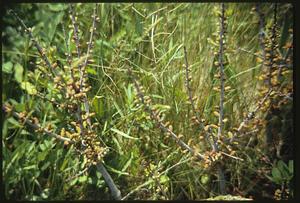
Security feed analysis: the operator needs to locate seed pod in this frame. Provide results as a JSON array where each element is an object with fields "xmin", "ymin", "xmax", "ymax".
[
  {"xmin": 164, "ymin": 121, "xmax": 170, "ymax": 127},
  {"xmin": 214, "ymin": 73, "xmax": 221, "ymax": 79},
  {"xmin": 224, "ymin": 86, "xmax": 231, "ymax": 91},
  {"xmin": 204, "ymin": 125, "xmax": 210, "ymax": 131},
  {"xmin": 32, "ymin": 117, "xmax": 39, "ymax": 125},
  {"xmin": 213, "ymin": 87, "xmax": 220, "ymax": 91},
  {"xmin": 222, "ymin": 118, "xmax": 228, "ymax": 123},
  {"xmin": 213, "ymin": 111, "xmax": 220, "ymax": 117},
  {"xmin": 210, "ymin": 124, "xmax": 219, "ymax": 129},
  {"xmin": 178, "ymin": 134, "xmax": 184, "ymax": 139}
]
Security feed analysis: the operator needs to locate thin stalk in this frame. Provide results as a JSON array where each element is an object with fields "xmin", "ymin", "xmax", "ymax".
[
  {"xmin": 183, "ymin": 46, "xmax": 200, "ymax": 121},
  {"xmin": 255, "ymin": 3, "xmax": 266, "ymax": 71},
  {"xmin": 217, "ymin": 3, "xmax": 225, "ymax": 141},
  {"xmin": 3, "ymin": 105, "xmax": 72, "ymax": 143},
  {"xmin": 229, "ymin": 88, "xmax": 273, "ymax": 143},
  {"xmin": 216, "ymin": 3, "xmax": 226, "ymax": 195},
  {"xmin": 80, "ymin": 4, "xmax": 99, "ymax": 127},
  {"xmin": 267, "ymin": 3, "xmax": 278, "ymax": 89},
  {"xmin": 9, "ymin": 9, "xmax": 54, "ymax": 76}
]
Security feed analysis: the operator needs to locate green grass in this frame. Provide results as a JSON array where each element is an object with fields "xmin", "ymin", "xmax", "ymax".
[{"xmin": 2, "ymin": 3, "xmax": 293, "ymax": 200}]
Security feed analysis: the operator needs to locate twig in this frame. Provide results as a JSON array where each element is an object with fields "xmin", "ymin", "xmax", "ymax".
[
  {"xmin": 80, "ymin": 4, "xmax": 99, "ymax": 127},
  {"xmin": 9, "ymin": 9, "xmax": 54, "ymax": 76},
  {"xmin": 255, "ymin": 3, "xmax": 266, "ymax": 65},
  {"xmin": 183, "ymin": 46, "xmax": 201, "ymax": 122},
  {"xmin": 128, "ymin": 68, "xmax": 205, "ymax": 160},
  {"xmin": 3, "ymin": 105, "xmax": 72, "ymax": 143},
  {"xmin": 69, "ymin": 4, "xmax": 81, "ymax": 58},
  {"xmin": 220, "ymin": 151, "xmax": 244, "ymax": 161},
  {"xmin": 230, "ymin": 88, "xmax": 273, "ymax": 142},
  {"xmin": 217, "ymin": 3, "xmax": 225, "ymax": 141}
]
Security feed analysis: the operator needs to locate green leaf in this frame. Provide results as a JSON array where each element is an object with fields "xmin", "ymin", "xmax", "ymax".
[
  {"xmin": 111, "ymin": 128, "xmax": 139, "ymax": 140},
  {"xmin": 78, "ymin": 175, "xmax": 88, "ymax": 183},
  {"xmin": 201, "ymin": 174, "xmax": 210, "ymax": 185},
  {"xmin": 3, "ymin": 62, "xmax": 13, "ymax": 74},
  {"xmin": 86, "ymin": 67, "xmax": 97, "ymax": 75},
  {"xmin": 159, "ymin": 174, "xmax": 169, "ymax": 184},
  {"xmin": 40, "ymin": 188, "xmax": 50, "ymax": 199},
  {"xmin": 23, "ymin": 165, "xmax": 37, "ymax": 170},
  {"xmin": 272, "ymin": 167, "xmax": 282, "ymax": 184},
  {"xmin": 7, "ymin": 117, "xmax": 23, "ymax": 128},
  {"xmin": 20, "ymin": 81, "xmax": 38, "ymax": 95},
  {"xmin": 38, "ymin": 150, "xmax": 49, "ymax": 162},
  {"xmin": 47, "ymin": 4, "xmax": 68, "ymax": 12},
  {"xmin": 106, "ymin": 165, "xmax": 129, "ymax": 176},
  {"xmin": 288, "ymin": 160, "xmax": 293, "ymax": 174},
  {"xmin": 71, "ymin": 55, "xmax": 88, "ymax": 68},
  {"xmin": 14, "ymin": 63, "xmax": 24, "ymax": 83},
  {"xmin": 120, "ymin": 152, "xmax": 133, "ymax": 177},
  {"xmin": 277, "ymin": 160, "xmax": 290, "ymax": 178}
]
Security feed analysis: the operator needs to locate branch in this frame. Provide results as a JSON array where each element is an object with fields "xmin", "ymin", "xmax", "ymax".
[
  {"xmin": 217, "ymin": 3, "xmax": 225, "ymax": 141},
  {"xmin": 128, "ymin": 68, "xmax": 205, "ymax": 160},
  {"xmin": 230, "ymin": 88, "xmax": 273, "ymax": 142},
  {"xmin": 183, "ymin": 46, "xmax": 201, "ymax": 123},
  {"xmin": 3, "ymin": 104, "xmax": 122, "ymax": 200},
  {"xmin": 69, "ymin": 4, "xmax": 81, "ymax": 58},
  {"xmin": 9, "ymin": 9, "xmax": 54, "ymax": 76},
  {"xmin": 80, "ymin": 4, "xmax": 99, "ymax": 127},
  {"xmin": 3, "ymin": 105, "xmax": 72, "ymax": 143}
]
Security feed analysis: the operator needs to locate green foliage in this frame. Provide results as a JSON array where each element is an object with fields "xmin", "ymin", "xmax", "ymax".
[
  {"xmin": 2, "ymin": 2, "xmax": 293, "ymax": 200},
  {"xmin": 267, "ymin": 160, "xmax": 293, "ymax": 185}
]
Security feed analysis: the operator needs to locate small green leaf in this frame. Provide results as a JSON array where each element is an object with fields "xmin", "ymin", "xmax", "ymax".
[
  {"xmin": 14, "ymin": 63, "xmax": 23, "ymax": 83},
  {"xmin": 23, "ymin": 165, "xmax": 36, "ymax": 170},
  {"xmin": 277, "ymin": 160, "xmax": 290, "ymax": 178},
  {"xmin": 111, "ymin": 128, "xmax": 139, "ymax": 140},
  {"xmin": 120, "ymin": 152, "xmax": 133, "ymax": 176},
  {"xmin": 78, "ymin": 175, "xmax": 88, "ymax": 183},
  {"xmin": 201, "ymin": 174, "xmax": 210, "ymax": 185},
  {"xmin": 71, "ymin": 55, "xmax": 88, "ymax": 68},
  {"xmin": 41, "ymin": 188, "xmax": 50, "ymax": 199},
  {"xmin": 106, "ymin": 165, "xmax": 129, "ymax": 176},
  {"xmin": 86, "ymin": 67, "xmax": 97, "ymax": 75},
  {"xmin": 272, "ymin": 167, "xmax": 282, "ymax": 184},
  {"xmin": 20, "ymin": 81, "xmax": 37, "ymax": 95},
  {"xmin": 7, "ymin": 117, "xmax": 23, "ymax": 128},
  {"xmin": 159, "ymin": 174, "xmax": 169, "ymax": 184},
  {"xmin": 3, "ymin": 62, "xmax": 13, "ymax": 74}
]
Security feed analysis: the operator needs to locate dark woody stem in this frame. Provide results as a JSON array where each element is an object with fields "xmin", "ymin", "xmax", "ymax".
[
  {"xmin": 69, "ymin": 4, "xmax": 81, "ymax": 58},
  {"xmin": 267, "ymin": 3, "xmax": 277, "ymax": 89},
  {"xmin": 2, "ymin": 105, "xmax": 122, "ymax": 200},
  {"xmin": 3, "ymin": 105, "xmax": 72, "ymax": 143},
  {"xmin": 9, "ymin": 9, "xmax": 54, "ymax": 77},
  {"xmin": 68, "ymin": 5, "xmax": 121, "ymax": 199},
  {"xmin": 183, "ymin": 46, "xmax": 215, "ymax": 150},
  {"xmin": 255, "ymin": 3, "xmax": 266, "ymax": 70},
  {"xmin": 80, "ymin": 4, "xmax": 99, "ymax": 127},
  {"xmin": 229, "ymin": 88, "xmax": 273, "ymax": 143},
  {"xmin": 217, "ymin": 3, "xmax": 225, "ymax": 141},
  {"xmin": 183, "ymin": 46, "xmax": 200, "ymax": 121},
  {"xmin": 128, "ymin": 68, "xmax": 205, "ymax": 160}
]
